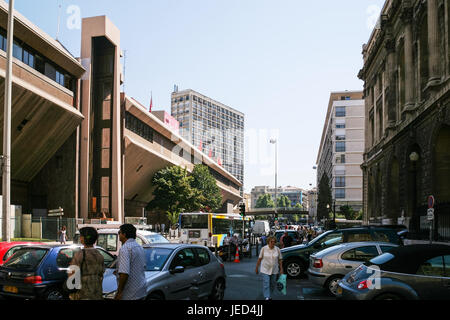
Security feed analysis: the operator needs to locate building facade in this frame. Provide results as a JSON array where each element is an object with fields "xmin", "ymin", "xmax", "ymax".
[
  {"xmin": 307, "ymin": 188, "xmax": 318, "ymax": 221},
  {"xmin": 316, "ymin": 91, "xmax": 365, "ymax": 213},
  {"xmin": 171, "ymin": 89, "xmax": 245, "ymax": 185},
  {"xmin": 250, "ymin": 185, "xmax": 307, "ymax": 209},
  {"xmin": 359, "ymin": 0, "xmax": 450, "ymax": 241}
]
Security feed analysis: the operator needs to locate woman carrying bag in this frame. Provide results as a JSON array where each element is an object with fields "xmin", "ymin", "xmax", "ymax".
[{"xmin": 255, "ymin": 236, "xmax": 283, "ymax": 300}]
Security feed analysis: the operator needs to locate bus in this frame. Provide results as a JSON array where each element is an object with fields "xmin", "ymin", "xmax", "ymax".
[{"xmin": 179, "ymin": 212, "xmax": 251, "ymax": 249}]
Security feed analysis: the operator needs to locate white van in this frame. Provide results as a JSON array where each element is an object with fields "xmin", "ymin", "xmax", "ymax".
[{"xmin": 251, "ymin": 220, "xmax": 270, "ymax": 236}]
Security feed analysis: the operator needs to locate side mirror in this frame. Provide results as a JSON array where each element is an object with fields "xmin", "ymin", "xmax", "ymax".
[{"xmin": 170, "ymin": 266, "xmax": 185, "ymax": 274}]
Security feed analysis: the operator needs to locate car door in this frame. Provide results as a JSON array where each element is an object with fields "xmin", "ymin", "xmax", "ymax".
[
  {"xmin": 339, "ymin": 245, "xmax": 379, "ymax": 272},
  {"xmin": 415, "ymin": 255, "xmax": 448, "ymax": 299},
  {"xmin": 165, "ymin": 248, "xmax": 201, "ymax": 300},
  {"xmin": 193, "ymin": 248, "xmax": 215, "ymax": 298}
]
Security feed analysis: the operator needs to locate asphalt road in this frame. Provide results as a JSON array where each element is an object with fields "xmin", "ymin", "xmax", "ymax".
[{"xmin": 223, "ymin": 249, "xmax": 336, "ymax": 301}]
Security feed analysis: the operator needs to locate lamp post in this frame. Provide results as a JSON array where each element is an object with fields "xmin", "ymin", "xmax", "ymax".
[{"xmin": 270, "ymin": 139, "xmax": 278, "ymax": 215}]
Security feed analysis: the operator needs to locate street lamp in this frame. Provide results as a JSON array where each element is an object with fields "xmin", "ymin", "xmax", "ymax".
[{"xmin": 270, "ymin": 138, "xmax": 278, "ymax": 214}]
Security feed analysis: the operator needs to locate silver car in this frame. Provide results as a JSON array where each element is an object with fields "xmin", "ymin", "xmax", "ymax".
[
  {"xmin": 102, "ymin": 243, "xmax": 226, "ymax": 300},
  {"xmin": 307, "ymin": 242, "xmax": 398, "ymax": 296}
]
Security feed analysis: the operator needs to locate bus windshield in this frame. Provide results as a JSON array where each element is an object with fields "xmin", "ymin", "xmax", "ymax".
[
  {"xmin": 181, "ymin": 214, "xmax": 208, "ymax": 229},
  {"xmin": 213, "ymin": 218, "xmax": 231, "ymax": 234}
]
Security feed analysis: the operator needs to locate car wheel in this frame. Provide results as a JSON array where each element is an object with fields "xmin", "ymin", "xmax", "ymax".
[
  {"xmin": 374, "ymin": 293, "xmax": 402, "ymax": 300},
  {"xmin": 209, "ymin": 279, "xmax": 225, "ymax": 301},
  {"xmin": 146, "ymin": 292, "xmax": 165, "ymax": 301},
  {"xmin": 325, "ymin": 275, "xmax": 343, "ymax": 296},
  {"xmin": 44, "ymin": 288, "xmax": 65, "ymax": 300},
  {"xmin": 285, "ymin": 260, "xmax": 304, "ymax": 279}
]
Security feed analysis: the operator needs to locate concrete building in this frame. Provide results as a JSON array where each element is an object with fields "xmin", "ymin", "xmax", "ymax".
[
  {"xmin": 307, "ymin": 188, "xmax": 318, "ymax": 221},
  {"xmin": 171, "ymin": 89, "xmax": 245, "ymax": 185},
  {"xmin": 0, "ymin": 3, "xmax": 243, "ymax": 231},
  {"xmin": 316, "ymin": 91, "xmax": 365, "ymax": 213},
  {"xmin": 250, "ymin": 186, "xmax": 307, "ymax": 208},
  {"xmin": 358, "ymin": 0, "xmax": 450, "ymax": 241}
]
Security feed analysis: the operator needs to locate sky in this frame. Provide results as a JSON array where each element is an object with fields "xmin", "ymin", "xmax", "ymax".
[{"xmin": 11, "ymin": 0, "xmax": 385, "ymax": 193}]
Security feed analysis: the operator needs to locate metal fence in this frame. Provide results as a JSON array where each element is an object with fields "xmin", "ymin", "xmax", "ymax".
[{"xmin": 410, "ymin": 203, "xmax": 450, "ymax": 242}]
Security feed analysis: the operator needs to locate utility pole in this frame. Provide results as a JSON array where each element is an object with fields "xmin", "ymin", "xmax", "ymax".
[{"xmin": 2, "ymin": 0, "xmax": 14, "ymax": 242}]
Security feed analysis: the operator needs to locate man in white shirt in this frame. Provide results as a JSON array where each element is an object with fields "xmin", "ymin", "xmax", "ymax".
[{"xmin": 255, "ymin": 236, "xmax": 283, "ymax": 300}]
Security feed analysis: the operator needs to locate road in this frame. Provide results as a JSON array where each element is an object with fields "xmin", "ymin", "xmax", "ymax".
[{"xmin": 223, "ymin": 249, "xmax": 336, "ymax": 301}]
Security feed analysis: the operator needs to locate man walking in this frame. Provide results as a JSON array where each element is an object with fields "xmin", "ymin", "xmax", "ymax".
[{"xmin": 115, "ymin": 224, "xmax": 147, "ymax": 300}]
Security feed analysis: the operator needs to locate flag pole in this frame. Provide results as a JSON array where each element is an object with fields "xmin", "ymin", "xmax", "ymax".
[{"xmin": 3, "ymin": 0, "xmax": 14, "ymax": 242}]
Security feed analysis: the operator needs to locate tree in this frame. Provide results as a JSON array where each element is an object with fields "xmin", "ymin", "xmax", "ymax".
[
  {"xmin": 147, "ymin": 166, "xmax": 202, "ymax": 226},
  {"xmin": 276, "ymin": 195, "xmax": 291, "ymax": 208},
  {"xmin": 190, "ymin": 165, "xmax": 222, "ymax": 212},
  {"xmin": 317, "ymin": 174, "xmax": 332, "ymax": 220},
  {"xmin": 255, "ymin": 194, "xmax": 275, "ymax": 208},
  {"xmin": 340, "ymin": 205, "xmax": 356, "ymax": 220}
]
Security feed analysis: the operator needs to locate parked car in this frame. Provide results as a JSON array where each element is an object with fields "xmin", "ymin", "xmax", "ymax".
[
  {"xmin": 74, "ymin": 228, "xmax": 169, "ymax": 256},
  {"xmin": 103, "ymin": 243, "xmax": 226, "ymax": 300},
  {"xmin": 281, "ymin": 226, "xmax": 403, "ymax": 279},
  {"xmin": 275, "ymin": 230, "xmax": 302, "ymax": 247},
  {"xmin": 308, "ymin": 242, "xmax": 398, "ymax": 296},
  {"xmin": 0, "ymin": 244, "xmax": 115, "ymax": 300},
  {"xmin": 0, "ymin": 242, "xmax": 46, "ymax": 266},
  {"xmin": 337, "ymin": 244, "xmax": 450, "ymax": 300}
]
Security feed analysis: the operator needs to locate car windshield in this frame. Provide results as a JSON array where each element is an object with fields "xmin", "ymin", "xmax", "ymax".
[
  {"xmin": 308, "ymin": 231, "xmax": 331, "ymax": 245},
  {"xmin": 3, "ymin": 248, "xmax": 48, "ymax": 270},
  {"xmin": 365, "ymin": 252, "xmax": 395, "ymax": 266},
  {"xmin": 144, "ymin": 234, "xmax": 170, "ymax": 244},
  {"xmin": 144, "ymin": 247, "xmax": 173, "ymax": 271}
]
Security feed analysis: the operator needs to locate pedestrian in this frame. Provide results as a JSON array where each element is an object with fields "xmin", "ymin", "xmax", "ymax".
[
  {"xmin": 161, "ymin": 223, "xmax": 166, "ymax": 234},
  {"xmin": 280, "ymin": 231, "xmax": 293, "ymax": 249},
  {"xmin": 255, "ymin": 236, "xmax": 283, "ymax": 301},
  {"xmin": 115, "ymin": 224, "xmax": 147, "ymax": 300},
  {"xmin": 260, "ymin": 234, "xmax": 267, "ymax": 247},
  {"xmin": 68, "ymin": 227, "xmax": 104, "ymax": 300},
  {"xmin": 59, "ymin": 226, "xmax": 67, "ymax": 244}
]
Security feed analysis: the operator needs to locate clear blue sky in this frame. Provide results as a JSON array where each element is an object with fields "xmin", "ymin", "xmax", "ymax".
[{"xmin": 12, "ymin": 0, "xmax": 385, "ymax": 193}]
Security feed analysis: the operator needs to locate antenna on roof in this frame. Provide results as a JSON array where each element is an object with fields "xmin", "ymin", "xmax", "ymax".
[{"xmin": 56, "ymin": 3, "xmax": 62, "ymax": 40}]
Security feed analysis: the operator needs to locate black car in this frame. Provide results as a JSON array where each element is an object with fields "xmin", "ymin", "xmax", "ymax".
[
  {"xmin": 338, "ymin": 244, "xmax": 450, "ymax": 300},
  {"xmin": 281, "ymin": 227, "xmax": 403, "ymax": 278}
]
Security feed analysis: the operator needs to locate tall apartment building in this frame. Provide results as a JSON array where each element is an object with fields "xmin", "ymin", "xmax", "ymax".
[
  {"xmin": 251, "ymin": 186, "xmax": 307, "ymax": 209},
  {"xmin": 316, "ymin": 92, "xmax": 365, "ymax": 213},
  {"xmin": 171, "ymin": 89, "xmax": 244, "ymax": 184}
]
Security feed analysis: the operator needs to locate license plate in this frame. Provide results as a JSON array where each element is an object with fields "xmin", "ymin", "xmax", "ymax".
[{"xmin": 3, "ymin": 286, "xmax": 18, "ymax": 294}]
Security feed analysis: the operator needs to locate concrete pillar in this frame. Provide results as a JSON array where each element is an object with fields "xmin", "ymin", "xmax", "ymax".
[
  {"xmin": 385, "ymin": 39, "xmax": 397, "ymax": 128},
  {"xmin": 402, "ymin": 7, "xmax": 415, "ymax": 111},
  {"xmin": 427, "ymin": 0, "xmax": 441, "ymax": 86}
]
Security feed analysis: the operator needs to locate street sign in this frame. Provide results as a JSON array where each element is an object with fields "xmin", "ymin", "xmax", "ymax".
[
  {"xmin": 48, "ymin": 208, "xmax": 64, "ymax": 217},
  {"xmin": 427, "ymin": 208, "xmax": 435, "ymax": 221},
  {"xmin": 428, "ymin": 196, "xmax": 435, "ymax": 209}
]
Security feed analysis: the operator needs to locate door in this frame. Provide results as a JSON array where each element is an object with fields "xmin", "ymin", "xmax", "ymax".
[
  {"xmin": 339, "ymin": 246, "xmax": 379, "ymax": 272},
  {"xmin": 193, "ymin": 248, "xmax": 215, "ymax": 298},
  {"xmin": 166, "ymin": 248, "xmax": 201, "ymax": 300},
  {"xmin": 415, "ymin": 255, "xmax": 448, "ymax": 299}
]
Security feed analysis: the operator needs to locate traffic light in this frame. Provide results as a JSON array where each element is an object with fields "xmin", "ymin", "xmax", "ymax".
[{"xmin": 239, "ymin": 203, "xmax": 246, "ymax": 217}]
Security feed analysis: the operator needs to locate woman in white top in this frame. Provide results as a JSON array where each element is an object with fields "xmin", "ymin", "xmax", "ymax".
[{"xmin": 255, "ymin": 236, "xmax": 283, "ymax": 300}]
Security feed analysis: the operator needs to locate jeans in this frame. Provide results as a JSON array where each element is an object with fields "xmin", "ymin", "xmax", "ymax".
[{"xmin": 262, "ymin": 274, "xmax": 277, "ymax": 299}]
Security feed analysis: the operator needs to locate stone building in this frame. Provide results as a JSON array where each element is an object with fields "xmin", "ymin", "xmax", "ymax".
[{"xmin": 359, "ymin": 0, "xmax": 450, "ymax": 241}]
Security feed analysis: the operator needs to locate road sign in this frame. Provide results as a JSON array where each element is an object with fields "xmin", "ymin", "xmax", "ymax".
[
  {"xmin": 428, "ymin": 196, "xmax": 435, "ymax": 209},
  {"xmin": 48, "ymin": 208, "xmax": 64, "ymax": 217},
  {"xmin": 427, "ymin": 208, "xmax": 435, "ymax": 221}
]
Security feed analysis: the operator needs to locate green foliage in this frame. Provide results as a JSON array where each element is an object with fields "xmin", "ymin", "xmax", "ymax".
[
  {"xmin": 147, "ymin": 166, "xmax": 202, "ymax": 223},
  {"xmin": 255, "ymin": 194, "xmax": 275, "ymax": 208},
  {"xmin": 317, "ymin": 174, "xmax": 332, "ymax": 220},
  {"xmin": 355, "ymin": 210, "xmax": 363, "ymax": 220},
  {"xmin": 276, "ymin": 195, "xmax": 291, "ymax": 208},
  {"xmin": 340, "ymin": 205, "xmax": 356, "ymax": 220},
  {"xmin": 191, "ymin": 165, "xmax": 223, "ymax": 212},
  {"xmin": 294, "ymin": 203, "xmax": 303, "ymax": 209}
]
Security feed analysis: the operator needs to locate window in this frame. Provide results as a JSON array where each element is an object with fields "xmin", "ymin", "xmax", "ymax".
[
  {"xmin": 23, "ymin": 49, "xmax": 34, "ymax": 68},
  {"xmin": 416, "ymin": 256, "xmax": 445, "ymax": 277},
  {"xmin": 3, "ymin": 246, "xmax": 26, "ymax": 262},
  {"xmin": 335, "ymin": 189, "xmax": 345, "ymax": 199},
  {"xmin": 96, "ymin": 248, "xmax": 115, "ymax": 268},
  {"xmin": 12, "ymin": 41, "xmax": 23, "ymax": 60},
  {"xmin": 97, "ymin": 233, "xmax": 118, "ymax": 252},
  {"xmin": 347, "ymin": 232, "xmax": 371, "ymax": 242},
  {"xmin": 335, "ymin": 177, "xmax": 345, "ymax": 187},
  {"xmin": 56, "ymin": 248, "xmax": 80, "ymax": 268},
  {"xmin": 194, "ymin": 248, "xmax": 211, "ymax": 266},
  {"xmin": 336, "ymin": 154, "xmax": 346, "ymax": 164},
  {"xmin": 336, "ymin": 135, "xmax": 346, "ymax": 141},
  {"xmin": 336, "ymin": 123, "xmax": 346, "ymax": 129},
  {"xmin": 336, "ymin": 107, "xmax": 346, "ymax": 117},
  {"xmin": 3, "ymin": 248, "xmax": 48, "ymax": 270},
  {"xmin": 145, "ymin": 247, "xmax": 173, "ymax": 271},
  {"xmin": 0, "ymin": 33, "xmax": 6, "ymax": 51},
  {"xmin": 380, "ymin": 245, "xmax": 396, "ymax": 254},
  {"xmin": 336, "ymin": 142, "xmax": 346, "ymax": 152},
  {"xmin": 170, "ymin": 248, "xmax": 197, "ymax": 270},
  {"xmin": 341, "ymin": 246, "xmax": 379, "ymax": 262},
  {"xmin": 313, "ymin": 232, "xmax": 344, "ymax": 249}
]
